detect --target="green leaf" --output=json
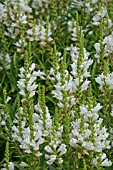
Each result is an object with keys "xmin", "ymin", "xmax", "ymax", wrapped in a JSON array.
[
  {"xmin": 46, "ymin": 95, "xmax": 57, "ymax": 105},
  {"xmin": 14, "ymin": 162, "xmax": 26, "ymax": 170},
  {"xmin": 48, "ymin": 165, "xmax": 55, "ymax": 170},
  {"xmin": 91, "ymin": 61, "xmax": 97, "ymax": 80}
]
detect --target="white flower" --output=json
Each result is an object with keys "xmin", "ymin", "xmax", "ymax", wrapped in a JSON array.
[
  {"xmin": 110, "ymin": 111, "xmax": 113, "ymax": 116},
  {"xmin": 95, "ymin": 73, "xmax": 104, "ymax": 89},
  {"xmin": 58, "ymin": 158, "xmax": 63, "ymax": 164},
  {"xmin": 1, "ymin": 120, "xmax": 6, "ymax": 125},
  {"xmin": 17, "ymin": 79, "xmax": 25, "ymax": 90},
  {"xmin": 0, "ymin": 53, "xmax": 11, "ymax": 70},
  {"xmin": 93, "ymin": 103, "xmax": 102, "ymax": 113},
  {"xmin": 19, "ymin": 90, "xmax": 26, "ymax": 96},
  {"xmin": 45, "ymin": 145, "xmax": 54, "ymax": 153},
  {"xmin": 12, "ymin": 125, "xmax": 19, "ymax": 133},
  {"xmin": 82, "ymin": 141, "xmax": 94, "ymax": 150},
  {"xmin": 56, "ymin": 73, "xmax": 61, "ymax": 82},
  {"xmin": 20, "ymin": 162, "xmax": 28, "ymax": 167},
  {"xmin": 6, "ymin": 96, "xmax": 11, "ymax": 103},
  {"xmin": 33, "ymin": 70, "xmax": 45, "ymax": 79},
  {"xmin": 26, "ymin": 29, "xmax": 33, "ymax": 35},
  {"xmin": 52, "ymin": 90, "xmax": 63, "ymax": 100},
  {"xmin": 67, "ymin": 21, "xmax": 72, "ymax": 31},
  {"xmin": 49, "ymin": 68, "xmax": 54, "ymax": 76},
  {"xmin": 8, "ymin": 162, "xmax": 14, "ymax": 170},
  {"xmin": 19, "ymin": 14, "xmax": 27, "ymax": 24},
  {"xmin": 57, "ymin": 144, "xmax": 67, "ymax": 156},
  {"xmin": 28, "ymin": 76, "xmax": 37, "ymax": 85},
  {"xmin": 81, "ymin": 80, "xmax": 90, "ymax": 91},
  {"xmin": 94, "ymin": 43, "xmax": 100, "ymax": 54},
  {"xmin": 84, "ymin": 129, "xmax": 91, "ymax": 138},
  {"xmin": 101, "ymin": 153, "xmax": 107, "ymax": 160},
  {"xmin": 15, "ymin": 39, "xmax": 27, "ymax": 47},
  {"xmin": 34, "ymin": 103, "xmax": 42, "ymax": 113},
  {"xmin": 45, "ymin": 154, "xmax": 56, "ymax": 165},
  {"xmin": 105, "ymin": 73, "xmax": 113, "ymax": 90},
  {"xmin": 80, "ymin": 105, "xmax": 88, "ymax": 114},
  {"xmin": 70, "ymin": 138, "xmax": 78, "ymax": 148},
  {"xmin": 27, "ymin": 83, "xmax": 38, "ymax": 92},
  {"xmin": 19, "ymin": 67, "xmax": 25, "ymax": 76},
  {"xmin": 101, "ymin": 159, "xmax": 112, "ymax": 167},
  {"xmin": 57, "ymin": 102, "xmax": 64, "ymax": 108},
  {"xmin": 29, "ymin": 63, "xmax": 35, "ymax": 71}
]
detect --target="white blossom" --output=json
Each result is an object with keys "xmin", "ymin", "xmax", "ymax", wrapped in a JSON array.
[
  {"xmin": 101, "ymin": 159, "xmax": 112, "ymax": 167},
  {"xmin": 45, "ymin": 154, "xmax": 56, "ymax": 165},
  {"xmin": 104, "ymin": 32, "xmax": 113, "ymax": 56},
  {"xmin": 81, "ymin": 80, "xmax": 90, "ymax": 91},
  {"xmin": 20, "ymin": 162, "xmax": 28, "ymax": 167},
  {"xmin": 8, "ymin": 162, "xmax": 14, "ymax": 170}
]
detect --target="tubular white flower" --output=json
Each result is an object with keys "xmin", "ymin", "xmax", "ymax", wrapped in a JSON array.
[
  {"xmin": 29, "ymin": 63, "xmax": 36, "ymax": 71},
  {"xmin": 94, "ymin": 43, "xmax": 100, "ymax": 54},
  {"xmin": 81, "ymin": 80, "xmax": 90, "ymax": 91},
  {"xmin": 45, "ymin": 145, "xmax": 54, "ymax": 153},
  {"xmin": 45, "ymin": 154, "xmax": 56, "ymax": 165},
  {"xmin": 8, "ymin": 162, "xmax": 14, "ymax": 170},
  {"xmin": 58, "ymin": 158, "xmax": 63, "ymax": 164},
  {"xmin": 57, "ymin": 144, "xmax": 67, "ymax": 156},
  {"xmin": 20, "ymin": 162, "xmax": 28, "ymax": 167},
  {"xmin": 101, "ymin": 159, "xmax": 112, "ymax": 167}
]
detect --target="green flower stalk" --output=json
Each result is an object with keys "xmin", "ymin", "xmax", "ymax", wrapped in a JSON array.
[
  {"xmin": 76, "ymin": 11, "xmax": 80, "ymax": 43},
  {"xmin": 4, "ymin": 141, "xmax": 9, "ymax": 169},
  {"xmin": 0, "ymin": 88, "xmax": 11, "ymax": 139},
  {"xmin": 2, "ymin": 141, "xmax": 15, "ymax": 170},
  {"xmin": 51, "ymin": 45, "xmax": 59, "ymax": 75},
  {"xmin": 99, "ymin": 20, "xmax": 104, "ymax": 64}
]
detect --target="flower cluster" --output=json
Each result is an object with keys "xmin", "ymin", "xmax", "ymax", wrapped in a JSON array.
[
  {"xmin": 93, "ymin": 153, "xmax": 112, "ymax": 167},
  {"xmin": 67, "ymin": 20, "xmax": 78, "ymax": 42},
  {"xmin": 95, "ymin": 72, "xmax": 113, "ymax": 90},
  {"xmin": 70, "ymin": 103, "xmax": 111, "ymax": 166},
  {"xmin": 26, "ymin": 22, "xmax": 53, "ymax": 46},
  {"xmin": 103, "ymin": 31, "xmax": 113, "ymax": 56},
  {"xmin": 12, "ymin": 104, "xmax": 52, "ymax": 156},
  {"xmin": 92, "ymin": 6, "xmax": 108, "ymax": 26},
  {"xmin": 1, "ymin": 0, "xmax": 32, "ymax": 39},
  {"xmin": 12, "ymin": 64, "xmax": 48, "ymax": 156},
  {"xmin": 31, "ymin": 0, "xmax": 50, "ymax": 14},
  {"xmin": 94, "ymin": 31, "xmax": 113, "ymax": 62},
  {"xmin": 0, "ymin": 96, "xmax": 11, "ymax": 127},
  {"xmin": 45, "ymin": 125, "xmax": 67, "ymax": 165},
  {"xmin": 0, "ymin": 53, "xmax": 11, "ymax": 71},
  {"xmin": 17, "ymin": 63, "xmax": 45, "ymax": 97},
  {"xmin": 71, "ymin": 0, "xmax": 99, "ymax": 14},
  {"xmin": 1, "ymin": 162, "xmax": 14, "ymax": 170}
]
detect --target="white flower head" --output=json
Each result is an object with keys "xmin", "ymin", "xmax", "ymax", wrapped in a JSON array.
[
  {"xmin": 45, "ymin": 145, "xmax": 54, "ymax": 153},
  {"xmin": 81, "ymin": 80, "xmax": 90, "ymax": 91},
  {"xmin": 8, "ymin": 162, "xmax": 14, "ymax": 170},
  {"xmin": 45, "ymin": 154, "xmax": 56, "ymax": 165},
  {"xmin": 101, "ymin": 159, "xmax": 112, "ymax": 167}
]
